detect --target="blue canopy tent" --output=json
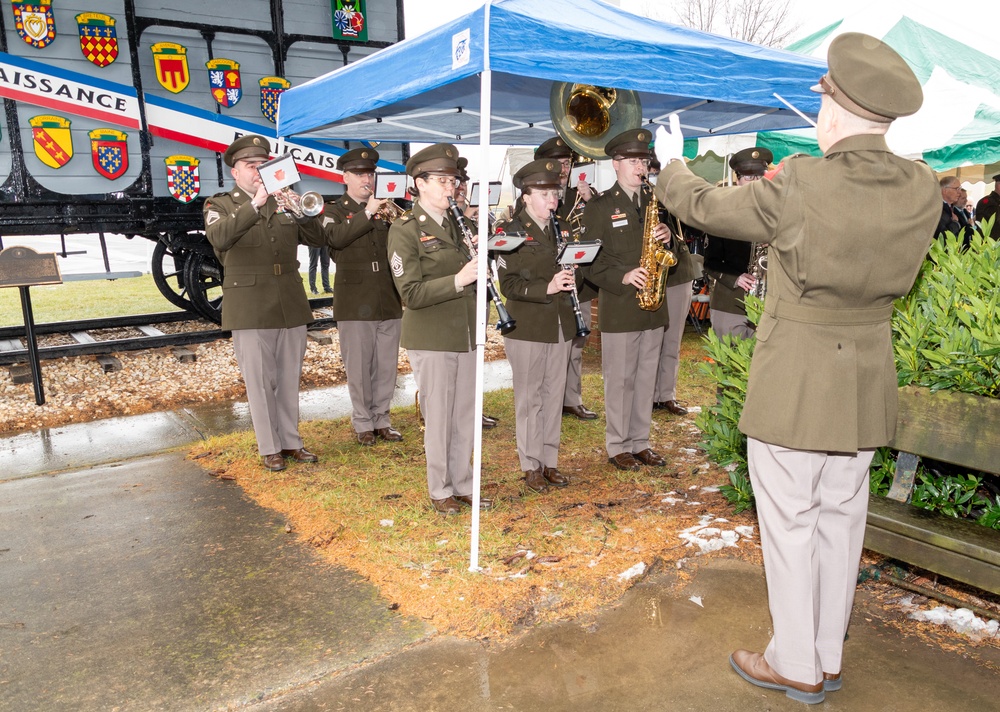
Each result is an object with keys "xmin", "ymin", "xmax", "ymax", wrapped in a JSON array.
[{"xmin": 277, "ymin": 0, "xmax": 827, "ymax": 569}]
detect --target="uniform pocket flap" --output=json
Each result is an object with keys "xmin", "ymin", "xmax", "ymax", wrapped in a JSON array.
[{"xmin": 224, "ymin": 273, "xmax": 256, "ymax": 288}]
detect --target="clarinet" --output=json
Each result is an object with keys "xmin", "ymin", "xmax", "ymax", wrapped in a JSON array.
[
  {"xmin": 446, "ymin": 197, "xmax": 516, "ymax": 335},
  {"xmin": 550, "ymin": 209, "xmax": 590, "ymax": 339}
]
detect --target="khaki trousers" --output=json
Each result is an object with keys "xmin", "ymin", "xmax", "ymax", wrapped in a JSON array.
[
  {"xmin": 409, "ymin": 349, "xmax": 476, "ymax": 501},
  {"xmin": 232, "ymin": 326, "xmax": 307, "ymax": 456},
  {"xmin": 338, "ymin": 319, "xmax": 402, "ymax": 433},
  {"xmin": 710, "ymin": 308, "xmax": 755, "ymax": 340},
  {"xmin": 747, "ymin": 437, "xmax": 875, "ymax": 685},
  {"xmin": 601, "ymin": 328, "xmax": 663, "ymax": 457},
  {"xmin": 562, "ymin": 299, "xmax": 592, "ymax": 408},
  {"xmin": 655, "ymin": 281, "xmax": 693, "ymax": 402},
  {"xmin": 505, "ymin": 331, "xmax": 572, "ymax": 472}
]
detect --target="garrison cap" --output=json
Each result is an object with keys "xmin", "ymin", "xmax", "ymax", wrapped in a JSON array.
[
  {"xmin": 457, "ymin": 156, "xmax": 470, "ymax": 183},
  {"xmin": 534, "ymin": 136, "xmax": 573, "ymax": 160},
  {"xmin": 729, "ymin": 147, "xmax": 773, "ymax": 176},
  {"xmin": 337, "ymin": 147, "xmax": 379, "ymax": 172},
  {"xmin": 513, "ymin": 159, "xmax": 562, "ymax": 191},
  {"xmin": 406, "ymin": 143, "xmax": 462, "ymax": 177},
  {"xmin": 811, "ymin": 32, "xmax": 922, "ymax": 123},
  {"xmin": 605, "ymin": 128, "xmax": 653, "ymax": 159},
  {"xmin": 223, "ymin": 134, "xmax": 271, "ymax": 167}
]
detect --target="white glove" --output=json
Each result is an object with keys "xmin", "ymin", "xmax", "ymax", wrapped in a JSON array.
[{"xmin": 654, "ymin": 114, "xmax": 684, "ymax": 167}]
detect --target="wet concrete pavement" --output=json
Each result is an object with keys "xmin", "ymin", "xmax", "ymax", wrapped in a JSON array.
[{"xmin": 2, "ymin": 363, "xmax": 998, "ymax": 711}]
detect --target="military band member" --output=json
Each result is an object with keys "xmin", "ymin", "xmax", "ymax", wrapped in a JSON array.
[
  {"xmin": 203, "ymin": 134, "xmax": 326, "ymax": 472},
  {"xmin": 974, "ymin": 173, "xmax": 1000, "ymax": 233},
  {"xmin": 585, "ymin": 128, "xmax": 672, "ymax": 472},
  {"xmin": 323, "ymin": 148, "xmax": 404, "ymax": 447},
  {"xmin": 496, "ymin": 159, "xmax": 578, "ymax": 494},
  {"xmin": 702, "ymin": 147, "xmax": 773, "ymax": 340},
  {"xmin": 534, "ymin": 136, "xmax": 599, "ymax": 421},
  {"xmin": 387, "ymin": 143, "xmax": 493, "ymax": 515},
  {"xmin": 655, "ymin": 33, "xmax": 940, "ymax": 704}
]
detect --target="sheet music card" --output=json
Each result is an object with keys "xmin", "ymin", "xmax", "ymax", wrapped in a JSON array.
[
  {"xmin": 470, "ymin": 181, "xmax": 502, "ymax": 206},
  {"xmin": 256, "ymin": 153, "xmax": 300, "ymax": 193},
  {"xmin": 375, "ymin": 173, "xmax": 408, "ymax": 199},
  {"xmin": 556, "ymin": 240, "xmax": 602, "ymax": 264},
  {"xmin": 487, "ymin": 232, "xmax": 526, "ymax": 252},
  {"xmin": 569, "ymin": 162, "xmax": 595, "ymax": 188}
]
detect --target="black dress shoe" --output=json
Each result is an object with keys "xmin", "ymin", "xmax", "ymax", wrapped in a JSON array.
[
  {"xmin": 562, "ymin": 404, "xmax": 598, "ymax": 420},
  {"xmin": 632, "ymin": 448, "xmax": 666, "ymax": 466},
  {"xmin": 454, "ymin": 494, "xmax": 495, "ymax": 509},
  {"xmin": 431, "ymin": 497, "xmax": 462, "ymax": 515},
  {"xmin": 262, "ymin": 453, "xmax": 286, "ymax": 471},
  {"xmin": 543, "ymin": 467, "xmax": 569, "ymax": 487},
  {"xmin": 608, "ymin": 453, "xmax": 641, "ymax": 471},
  {"xmin": 376, "ymin": 427, "xmax": 403, "ymax": 442},
  {"xmin": 482, "ymin": 414, "xmax": 498, "ymax": 429},
  {"xmin": 654, "ymin": 400, "xmax": 689, "ymax": 415},
  {"xmin": 356, "ymin": 431, "xmax": 376, "ymax": 446},
  {"xmin": 280, "ymin": 448, "xmax": 318, "ymax": 463}
]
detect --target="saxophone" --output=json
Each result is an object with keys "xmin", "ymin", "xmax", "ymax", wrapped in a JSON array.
[
  {"xmin": 636, "ymin": 178, "xmax": 677, "ymax": 311},
  {"xmin": 747, "ymin": 242, "xmax": 768, "ymax": 299}
]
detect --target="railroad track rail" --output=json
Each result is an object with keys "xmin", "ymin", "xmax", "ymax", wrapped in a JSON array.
[{"xmin": 0, "ymin": 299, "xmax": 335, "ymax": 366}]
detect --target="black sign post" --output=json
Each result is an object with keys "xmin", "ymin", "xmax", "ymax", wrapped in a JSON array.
[{"xmin": 0, "ymin": 247, "xmax": 63, "ymax": 405}]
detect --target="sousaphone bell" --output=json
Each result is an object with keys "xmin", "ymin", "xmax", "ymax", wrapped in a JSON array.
[{"xmin": 549, "ymin": 82, "xmax": 643, "ymax": 160}]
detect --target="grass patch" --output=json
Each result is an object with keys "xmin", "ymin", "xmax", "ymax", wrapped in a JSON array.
[{"xmin": 192, "ymin": 334, "xmax": 759, "ymax": 639}]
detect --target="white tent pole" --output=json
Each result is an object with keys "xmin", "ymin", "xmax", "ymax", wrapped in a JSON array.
[{"xmin": 469, "ymin": 0, "xmax": 493, "ymax": 573}]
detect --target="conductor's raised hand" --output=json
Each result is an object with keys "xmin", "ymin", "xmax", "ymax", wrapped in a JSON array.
[{"xmin": 654, "ymin": 114, "xmax": 684, "ymax": 167}]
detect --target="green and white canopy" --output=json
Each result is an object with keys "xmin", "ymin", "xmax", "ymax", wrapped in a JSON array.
[{"xmin": 684, "ymin": 11, "xmax": 1000, "ymax": 183}]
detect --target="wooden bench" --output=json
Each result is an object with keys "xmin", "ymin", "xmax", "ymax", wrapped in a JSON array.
[{"xmin": 864, "ymin": 386, "xmax": 1000, "ymax": 595}]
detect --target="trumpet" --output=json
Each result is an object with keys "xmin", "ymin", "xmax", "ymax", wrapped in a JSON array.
[
  {"xmin": 275, "ymin": 187, "xmax": 324, "ymax": 218},
  {"xmin": 447, "ymin": 196, "xmax": 516, "ymax": 335},
  {"xmin": 373, "ymin": 199, "xmax": 407, "ymax": 223}
]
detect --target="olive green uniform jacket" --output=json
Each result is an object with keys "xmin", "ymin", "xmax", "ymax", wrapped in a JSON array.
[
  {"xmin": 322, "ymin": 195, "xmax": 402, "ymax": 322},
  {"xmin": 204, "ymin": 188, "xmax": 326, "ymax": 331},
  {"xmin": 655, "ymin": 134, "xmax": 940, "ymax": 452},
  {"xmin": 387, "ymin": 202, "xmax": 476, "ymax": 352},
  {"xmin": 584, "ymin": 181, "xmax": 670, "ymax": 333},
  {"xmin": 496, "ymin": 208, "xmax": 580, "ymax": 343}
]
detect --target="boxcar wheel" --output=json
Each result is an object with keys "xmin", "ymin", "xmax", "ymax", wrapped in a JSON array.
[
  {"xmin": 184, "ymin": 250, "xmax": 224, "ymax": 324},
  {"xmin": 151, "ymin": 239, "xmax": 197, "ymax": 312}
]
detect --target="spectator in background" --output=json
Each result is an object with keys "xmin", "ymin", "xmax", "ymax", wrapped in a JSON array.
[
  {"xmin": 308, "ymin": 245, "xmax": 332, "ymax": 294},
  {"xmin": 975, "ymin": 173, "xmax": 1000, "ymax": 235},
  {"xmin": 937, "ymin": 176, "xmax": 964, "ymax": 240}
]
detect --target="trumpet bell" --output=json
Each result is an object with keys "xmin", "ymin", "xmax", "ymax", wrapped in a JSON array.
[
  {"xmin": 299, "ymin": 191, "xmax": 324, "ymax": 217},
  {"xmin": 550, "ymin": 82, "xmax": 643, "ymax": 160}
]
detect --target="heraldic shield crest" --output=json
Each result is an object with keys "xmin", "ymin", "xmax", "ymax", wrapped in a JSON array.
[
  {"xmin": 76, "ymin": 13, "xmax": 119, "ymax": 68},
  {"xmin": 206, "ymin": 58, "xmax": 241, "ymax": 108},
  {"xmin": 151, "ymin": 42, "xmax": 190, "ymax": 93},
  {"xmin": 89, "ymin": 128, "xmax": 129, "ymax": 180},
  {"xmin": 30, "ymin": 115, "xmax": 73, "ymax": 169},
  {"xmin": 259, "ymin": 76, "xmax": 290, "ymax": 123},
  {"xmin": 165, "ymin": 155, "xmax": 200, "ymax": 203},
  {"xmin": 13, "ymin": 1, "xmax": 56, "ymax": 49}
]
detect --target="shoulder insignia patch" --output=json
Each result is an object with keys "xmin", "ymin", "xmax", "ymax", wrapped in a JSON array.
[
  {"xmin": 206, "ymin": 209, "xmax": 221, "ymax": 225},
  {"xmin": 497, "ymin": 255, "xmax": 507, "ymax": 270},
  {"xmin": 390, "ymin": 251, "xmax": 404, "ymax": 277}
]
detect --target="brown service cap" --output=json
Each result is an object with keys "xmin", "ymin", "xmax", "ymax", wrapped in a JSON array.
[
  {"xmin": 512, "ymin": 159, "xmax": 562, "ymax": 191},
  {"xmin": 992, "ymin": 173, "xmax": 1000, "ymax": 182},
  {"xmin": 223, "ymin": 134, "xmax": 271, "ymax": 167},
  {"xmin": 337, "ymin": 147, "xmax": 380, "ymax": 172},
  {"xmin": 605, "ymin": 128, "xmax": 653, "ymax": 159},
  {"xmin": 534, "ymin": 136, "xmax": 573, "ymax": 160},
  {"xmin": 457, "ymin": 156, "xmax": 470, "ymax": 183},
  {"xmin": 810, "ymin": 32, "xmax": 922, "ymax": 123},
  {"xmin": 406, "ymin": 143, "xmax": 462, "ymax": 177},
  {"xmin": 729, "ymin": 147, "xmax": 773, "ymax": 176}
]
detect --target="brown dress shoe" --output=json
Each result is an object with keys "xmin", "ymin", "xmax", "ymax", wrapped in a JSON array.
[
  {"xmin": 608, "ymin": 453, "xmax": 641, "ymax": 471},
  {"xmin": 280, "ymin": 448, "xmax": 318, "ymax": 463},
  {"xmin": 654, "ymin": 400, "xmax": 688, "ymax": 415},
  {"xmin": 542, "ymin": 467, "xmax": 569, "ymax": 487},
  {"xmin": 524, "ymin": 468, "xmax": 549, "ymax": 493},
  {"xmin": 356, "ymin": 431, "xmax": 376, "ymax": 446},
  {"xmin": 632, "ymin": 448, "xmax": 666, "ymax": 466},
  {"xmin": 375, "ymin": 427, "xmax": 403, "ymax": 442},
  {"xmin": 454, "ymin": 494, "xmax": 495, "ymax": 509},
  {"xmin": 262, "ymin": 453, "xmax": 286, "ymax": 471},
  {"xmin": 482, "ymin": 414, "xmax": 498, "ymax": 429},
  {"xmin": 562, "ymin": 404, "xmax": 598, "ymax": 420},
  {"xmin": 430, "ymin": 497, "xmax": 462, "ymax": 515},
  {"xmin": 823, "ymin": 672, "xmax": 842, "ymax": 692},
  {"xmin": 730, "ymin": 650, "xmax": 824, "ymax": 705}
]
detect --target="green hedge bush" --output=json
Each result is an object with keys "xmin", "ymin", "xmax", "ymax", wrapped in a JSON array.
[{"xmin": 697, "ymin": 228, "xmax": 1000, "ymax": 528}]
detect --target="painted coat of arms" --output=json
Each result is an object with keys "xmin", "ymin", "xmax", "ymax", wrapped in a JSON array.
[
  {"xmin": 13, "ymin": 1, "xmax": 56, "ymax": 49},
  {"xmin": 259, "ymin": 76, "xmax": 290, "ymax": 123},
  {"xmin": 30, "ymin": 115, "xmax": 73, "ymax": 168},
  {"xmin": 89, "ymin": 128, "xmax": 129, "ymax": 180},
  {"xmin": 165, "ymin": 155, "xmax": 200, "ymax": 203},
  {"xmin": 76, "ymin": 13, "xmax": 119, "ymax": 67},
  {"xmin": 151, "ymin": 42, "xmax": 190, "ymax": 93},
  {"xmin": 206, "ymin": 58, "xmax": 242, "ymax": 108}
]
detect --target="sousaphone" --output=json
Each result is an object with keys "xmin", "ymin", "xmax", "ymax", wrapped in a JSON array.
[{"xmin": 549, "ymin": 82, "xmax": 643, "ymax": 160}]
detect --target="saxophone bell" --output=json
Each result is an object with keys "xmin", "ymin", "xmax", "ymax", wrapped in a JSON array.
[{"xmin": 636, "ymin": 177, "xmax": 675, "ymax": 311}]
